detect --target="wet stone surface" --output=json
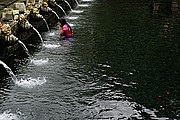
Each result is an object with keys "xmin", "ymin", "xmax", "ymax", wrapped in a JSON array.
[{"xmin": 0, "ymin": 0, "xmax": 18, "ymax": 10}]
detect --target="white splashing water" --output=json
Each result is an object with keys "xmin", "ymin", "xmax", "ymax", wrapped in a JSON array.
[
  {"xmin": 15, "ymin": 77, "xmax": 47, "ymax": 88},
  {"xmin": 0, "ymin": 110, "xmax": 21, "ymax": 120},
  {"xmin": 78, "ymin": 4, "xmax": 89, "ymax": 7},
  {"xmin": 82, "ymin": 0, "xmax": 94, "ymax": 1},
  {"xmin": 65, "ymin": 16, "xmax": 79, "ymax": 20},
  {"xmin": 68, "ymin": 23, "xmax": 75, "ymax": 27},
  {"xmin": 30, "ymin": 58, "xmax": 49, "ymax": 66},
  {"xmin": 43, "ymin": 44, "xmax": 61, "ymax": 48},
  {"xmin": 71, "ymin": 10, "xmax": 84, "ymax": 13},
  {"xmin": 48, "ymin": 32, "xmax": 55, "ymax": 36}
]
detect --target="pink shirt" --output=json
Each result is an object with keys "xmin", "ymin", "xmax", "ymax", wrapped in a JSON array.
[{"xmin": 62, "ymin": 24, "xmax": 73, "ymax": 37}]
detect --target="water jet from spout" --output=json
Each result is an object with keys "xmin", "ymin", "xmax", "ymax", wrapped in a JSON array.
[
  {"xmin": 64, "ymin": 0, "xmax": 73, "ymax": 11},
  {"xmin": 42, "ymin": 18, "xmax": 50, "ymax": 32},
  {"xmin": 0, "ymin": 60, "xmax": 17, "ymax": 82},
  {"xmin": 52, "ymin": 10, "xmax": 60, "ymax": 19},
  {"xmin": 18, "ymin": 40, "xmax": 31, "ymax": 57},
  {"xmin": 55, "ymin": 3, "xmax": 67, "ymax": 16},
  {"xmin": 32, "ymin": 27, "xmax": 44, "ymax": 43},
  {"xmin": 74, "ymin": 0, "xmax": 79, "ymax": 5}
]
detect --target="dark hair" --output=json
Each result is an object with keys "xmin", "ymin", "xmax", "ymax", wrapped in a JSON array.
[{"xmin": 58, "ymin": 18, "xmax": 72, "ymax": 33}]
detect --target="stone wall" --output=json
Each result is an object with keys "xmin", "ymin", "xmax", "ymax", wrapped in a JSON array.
[{"xmin": 0, "ymin": 0, "xmax": 77, "ymax": 78}]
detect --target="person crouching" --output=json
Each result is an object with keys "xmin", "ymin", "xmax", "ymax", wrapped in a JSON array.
[{"xmin": 57, "ymin": 18, "xmax": 73, "ymax": 40}]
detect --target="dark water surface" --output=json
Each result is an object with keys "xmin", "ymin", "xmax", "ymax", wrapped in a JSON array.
[{"xmin": 0, "ymin": 0, "xmax": 180, "ymax": 119}]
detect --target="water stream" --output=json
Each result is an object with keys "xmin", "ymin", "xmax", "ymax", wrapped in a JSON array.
[
  {"xmin": 32, "ymin": 27, "xmax": 44, "ymax": 43},
  {"xmin": 55, "ymin": 3, "xmax": 67, "ymax": 16},
  {"xmin": 0, "ymin": 60, "xmax": 17, "ymax": 82},
  {"xmin": 74, "ymin": 0, "xmax": 79, "ymax": 5},
  {"xmin": 64, "ymin": 0, "xmax": 73, "ymax": 11},
  {"xmin": 42, "ymin": 18, "xmax": 50, "ymax": 32},
  {"xmin": 18, "ymin": 40, "xmax": 31, "ymax": 57},
  {"xmin": 51, "ymin": 10, "xmax": 60, "ymax": 19}
]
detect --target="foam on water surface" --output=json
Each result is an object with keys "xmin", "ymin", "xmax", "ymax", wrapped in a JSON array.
[
  {"xmin": 30, "ymin": 58, "xmax": 49, "ymax": 66},
  {"xmin": 71, "ymin": 10, "xmax": 84, "ymax": 13},
  {"xmin": 0, "ymin": 110, "xmax": 21, "ymax": 120},
  {"xmin": 15, "ymin": 76, "xmax": 47, "ymax": 88},
  {"xmin": 43, "ymin": 43, "xmax": 61, "ymax": 48},
  {"xmin": 65, "ymin": 16, "xmax": 79, "ymax": 20}
]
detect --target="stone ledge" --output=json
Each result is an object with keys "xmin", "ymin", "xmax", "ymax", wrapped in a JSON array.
[{"xmin": 0, "ymin": 0, "xmax": 18, "ymax": 10}]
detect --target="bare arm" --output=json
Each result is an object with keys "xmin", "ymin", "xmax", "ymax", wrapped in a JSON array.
[{"xmin": 60, "ymin": 29, "xmax": 65, "ymax": 36}]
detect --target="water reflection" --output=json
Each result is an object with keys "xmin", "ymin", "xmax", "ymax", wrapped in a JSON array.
[{"xmin": 150, "ymin": 0, "xmax": 180, "ymax": 15}]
